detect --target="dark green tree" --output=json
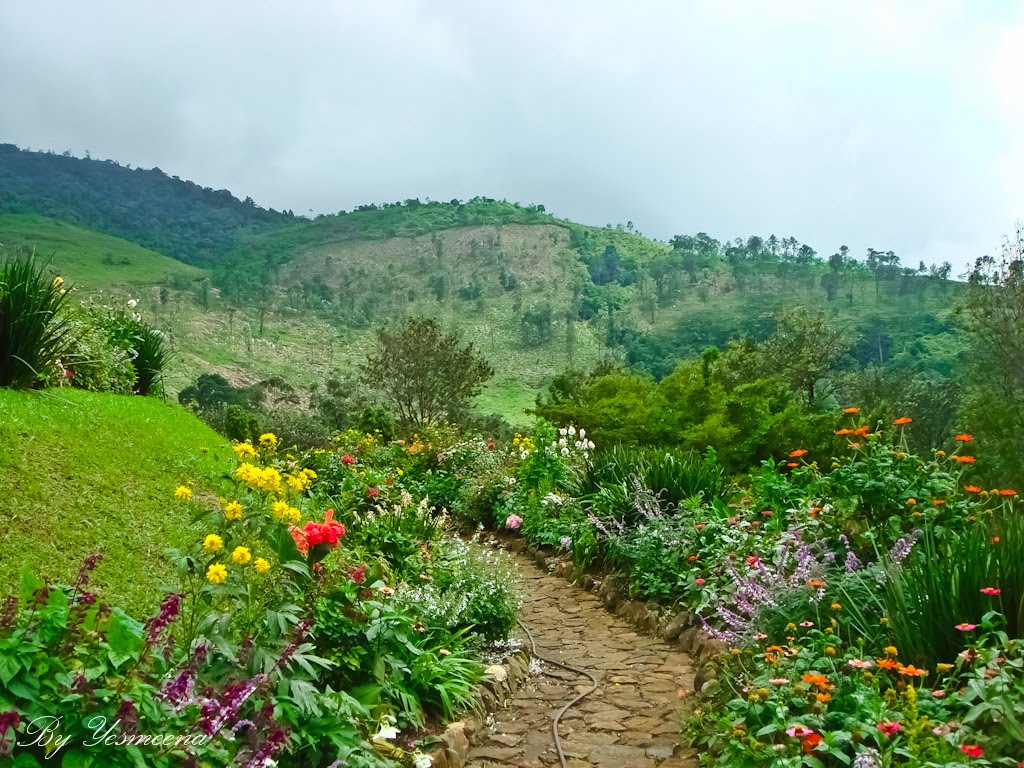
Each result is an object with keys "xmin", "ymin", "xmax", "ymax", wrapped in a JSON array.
[{"xmin": 360, "ymin": 317, "xmax": 493, "ymax": 433}]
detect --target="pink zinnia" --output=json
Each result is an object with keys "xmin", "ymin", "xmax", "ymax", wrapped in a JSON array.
[
  {"xmin": 695, "ymin": 578, "xmax": 705, "ymax": 585},
  {"xmin": 877, "ymin": 721, "xmax": 901, "ymax": 735},
  {"xmin": 786, "ymin": 725, "xmax": 813, "ymax": 738},
  {"xmin": 848, "ymin": 659, "xmax": 873, "ymax": 669},
  {"xmin": 955, "ymin": 623, "xmax": 978, "ymax": 631},
  {"xmin": 979, "ymin": 587, "xmax": 1001, "ymax": 596},
  {"xmin": 505, "ymin": 514, "xmax": 523, "ymax": 530}
]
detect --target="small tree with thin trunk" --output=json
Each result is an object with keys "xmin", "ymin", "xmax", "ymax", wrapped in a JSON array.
[{"xmin": 360, "ymin": 317, "xmax": 493, "ymax": 433}]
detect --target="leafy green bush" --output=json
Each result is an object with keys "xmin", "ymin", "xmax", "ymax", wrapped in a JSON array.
[{"xmin": 0, "ymin": 252, "xmax": 73, "ymax": 389}]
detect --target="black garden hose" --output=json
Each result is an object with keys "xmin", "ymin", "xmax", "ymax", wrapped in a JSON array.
[{"xmin": 516, "ymin": 617, "xmax": 599, "ymax": 768}]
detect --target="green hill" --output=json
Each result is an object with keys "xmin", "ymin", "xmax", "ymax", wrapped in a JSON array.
[
  {"xmin": 0, "ymin": 149, "xmax": 968, "ymax": 424},
  {"xmin": 0, "ymin": 213, "xmax": 207, "ymax": 290},
  {"xmin": 0, "ymin": 388, "xmax": 232, "ymax": 614}
]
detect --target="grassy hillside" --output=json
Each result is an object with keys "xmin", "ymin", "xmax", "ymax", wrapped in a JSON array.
[
  {"xmin": 0, "ymin": 388, "xmax": 232, "ymax": 615},
  {"xmin": 0, "ymin": 156, "xmax": 969, "ymax": 424},
  {"xmin": 0, "ymin": 213, "xmax": 206, "ymax": 290}
]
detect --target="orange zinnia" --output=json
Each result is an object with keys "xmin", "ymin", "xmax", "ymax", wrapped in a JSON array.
[
  {"xmin": 955, "ymin": 433, "xmax": 973, "ymax": 441},
  {"xmin": 801, "ymin": 673, "xmax": 834, "ymax": 690},
  {"xmin": 835, "ymin": 428, "xmax": 853, "ymax": 436},
  {"xmin": 1000, "ymin": 489, "xmax": 1017, "ymax": 496},
  {"xmin": 964, "ymin": 485, "xmax": 982, "ymax": 493},
  {"xmin": 843, "ymin": 407, "xmax": 861, "ymax": 414},
  {"xmin": 897, "ymin": 664, "xmax": 928, "ymax": 677},
  {"xmin": 951, "ymin": 455, "xmax": 975, "ymax": 463},
  {"xmin": 807, "ymin": 580, "xmax": 827, "ymax": 588},
  {"xmin": 875, "ymin": 658, "xmax": 898, "ymax": 670},
  {"xmin": 789, "ymin": 448, "xmax": 808, "ymax": 457},
  {"xmin": 854, "ymin": 426, "xmax": 870, "ymax": 437},
  {"xmin": 893, "ymin": 417, "xmax": 912, "ymax": 426}
]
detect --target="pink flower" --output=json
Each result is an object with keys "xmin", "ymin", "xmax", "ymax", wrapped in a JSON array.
[
  {"xmin": 770, "ymin": 678, "xmax": 790, "ymax": 685},
  {"xmin": 786, "ymin": 725, "xmax": 813, "ymax": 738},
  {"xmin": 979, "ymin": 587, "xmax": 1001, "ymax": 596},
  {"xmin": 695, "ymin": 578, "xmax": 705, "ymax": 585},
  {"xmin": 505, "ymin": 514, "xmax": 523, "ymax": 530},
  {"xmin": 745, "ymin": 555, "xmax": 760, "ymax": 565},
  {"xmin": 800, "ymin": 621, "xmax": 814, "ymax": 628},
  {"xmin": 848, "ymin": 659, "xmax": 873, "ymax": 669},
  {"xmin": 761, "ymin": 509, "xmax": 774, "ymax": 516},
  {"xmin": 931, "ymin": 690, "xmax": 946, "ymax": 698},
  {"xmin": 877, "ymin": 721, "xmax": 901, "ymax": 735},
  {"xmin": 955, "ymin": 623, "xmax": 978, "ymax": 631},
  {"xmin": 753, "ymin": 632, "xmax": 768, "ymax": 640}
]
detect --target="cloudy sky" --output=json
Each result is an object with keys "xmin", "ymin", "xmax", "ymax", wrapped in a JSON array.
[{"xmin": 2, "ymin": 1, "xmax": 1020, "ymax": 271}]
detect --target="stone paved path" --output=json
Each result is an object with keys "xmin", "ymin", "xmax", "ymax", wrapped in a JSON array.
[{"xmin": 467, "ymin": 552, "xmax": 699, "ymax": 768}]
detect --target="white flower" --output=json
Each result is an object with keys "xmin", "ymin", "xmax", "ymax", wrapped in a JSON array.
[
  {"xmin": 587, "ymin": 440, "xmax": 595, "ymax": 450},
  {"xmin": 561, "ymin": 447, "xmax": 570, "ymax": 456},
  {"xmin": 558, "ymin": 427, "xmax": 567, "ymax": 436},
  {"xmin": 579, "ymin": 428, "xmax": 586, "ymax": 438},
  {"xmin": 374, "ymin": 724, "xmax": 400, "ymax": 740},
  {"xmin": 127, "ymin": 298, "xmax": 138, "ymax": 308},
  {"xmin": 568, "ymin": 425, "xmax": 576, "ymax": 436}
]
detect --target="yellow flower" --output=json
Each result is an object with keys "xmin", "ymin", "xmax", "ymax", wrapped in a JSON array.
[
  {"xmin": 258, "ymin": 467, "xmax": 282, "ymax": 493},
  {"xmin": 231, "ymin": 546, "xmax": 252, "ymax": 565},
  {"xmin": 271, "ymin": 500, "xmax": 300, "ymax": 525},
  {"xmin": 233, "ymin": 441, "xmax": 257, "ymax": 459},
  {"xmin": 174, "ymin": 485, "xmax": 193, "ymax": 501},
  {"xmin": 831, "ymin": 603, "xmax": 842, "ymax": 611},
  {"xmin": 286, "ymin": 473, "xmax": 312, "ymax": 493},
  {"xmin": 203, "ymin": 534, "xmax": 224, "ymax": 552},
  {"xmin": 884, "ymin": 645, "xmax": 898, "ymax": 657},
  {"xmin": 224, "ymin": 500, "xmax": 244, "ymax": 521},
  {"xmin": 254, "ymin": 558, "xmax": 270, "ymax": 574},
  {"xmin": 824, "ymin": 646, "xmax": 836, "ymax": 657},
  {"xmin": 52, "ymin": 275, "xmax": 64, "ymax": 288},
  {"xmin": 301, "ymin": 468, "xmax": 317, "ymax": 479},
  {"xmin": 396, "ymin": 467, "xmax": 404, "ymax": 477},
  {"xmin": 235, "ymin": 463, "xmax": 258, "ymax": 482},
  {"xmin": 259, "ymin": 433, "xmax": 278, "ymax": 448},
  {"xmin": 206, "ymin": 563, "xmax": 228, "ymax": 584}
]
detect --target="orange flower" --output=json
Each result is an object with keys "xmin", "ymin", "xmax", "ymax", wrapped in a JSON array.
[
  {"xmin": 992, "ymin": 536, "xmax": 1001, "ymax": 544},
  {"xmin": 875, "ymin": 658, "xmax": 898, "ymax": 670},
  {"xmin": 854, "ymin": 426, "xmax": 870, "ymax": 437},
  {"xmin": 789, "ymin": 448, "xmax": 808, "ymax": 458},
  {"xmin": 964, "ymin": 485, "xmax": 982, "ymax": 493},
  {"xmin": 897, "ymin": 664, "xmax": 928, "ymax": 677},
  {"xmin": 801, "ymin": 673, "xmax": 834, "ymax": 690},
  {"xmin": 807, "ymin": 580, "xmax": 827, "ymax": 588},
  {"xmin": 843, "ymin": 407, "xmax": 861, "ymax": 414},
  {"xmin": 893, "ymin": 417, "xmax": 912, "ymax": 426},
  {"xmin": 787, "ymin": 462, "xmax": 799, "ymax": 467},
  {"xmin": 932, "ymin": 499, "xmax": 946, "ymax": 506},
  {"xmin": 955, "ymin": 433, "xmax": 973, "ymax": 441},
  {"xmin": 816, "ymin": 692, "xmax": 831, "ymax": 702},
  {"xmin": 951, "ymin": 455, "xmax": 975, "ymax": 464},
  {"xmin": 1000, "ymin": 489, "xmax": 1017, "ymax": 496},
  {"xmin": 835, "ymin": 428, "xmax": 853, "ymax": 436}
]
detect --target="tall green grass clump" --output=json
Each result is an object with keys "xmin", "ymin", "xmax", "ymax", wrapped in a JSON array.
[{"xmin": 0, "ymin": 251, "xmax": 73, "ymax": 388}]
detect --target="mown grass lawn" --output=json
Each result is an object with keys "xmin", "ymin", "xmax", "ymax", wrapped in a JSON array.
[{"xmin": 0, "ymin": 388, "xmax": 232, "ymax": 616}]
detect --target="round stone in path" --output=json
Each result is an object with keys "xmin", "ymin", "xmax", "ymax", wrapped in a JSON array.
[{"xmin": 466, "ymin": 552, "xmax": 699, "ymax": 768}]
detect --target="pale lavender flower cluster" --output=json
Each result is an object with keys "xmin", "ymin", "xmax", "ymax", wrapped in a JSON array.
[{"xmin": 889, "ymin": 529, "xmax": 923, "ymax": 564}]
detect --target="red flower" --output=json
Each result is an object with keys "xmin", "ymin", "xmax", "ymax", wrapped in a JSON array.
[
  {"xmin": 802, "ymin": 732, "xmax": 823, "ymax": 754},
  {"xmin": 959, "ymin": 745, "xmax": 984, "ymax": 757},
  {"xmin": 877, "ymin": 721, "xmax": 901, "ymax": 735},
  {"xmin": 341, "ymin": 454, "xmax": 355, "ymax": 465},
  {"xmin": 348, "ymin": 565, "xmax": 367, "ymax": 584},
  {"xmin": 367, "ymin": 486, "xmax": 379, "ymax": 498}
]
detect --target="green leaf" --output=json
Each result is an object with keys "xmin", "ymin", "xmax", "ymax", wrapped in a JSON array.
[
  {"xmin": 60, "ymin": 750, "xmax": 89, "ymax": 768},
  {"xmin": 0, "ymin": 655, "xmax": 21, "ymax": 686},
  {"xmin": 106, "ymin": 608, "xmax": 144, "ymax": 665},
  {"xmin": 13, "ymin": 753, "xmax": 43, "ymax": 768},
  {"xmin": 19, "ymin": 565, "xmax": 45, "ymax": 602}
]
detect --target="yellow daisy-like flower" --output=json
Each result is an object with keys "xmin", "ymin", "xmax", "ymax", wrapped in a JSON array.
[
  {"xmin": 206, "ymin": 563, "xmax": 228, "ymax": 584},
  {"xmin": 174, "ymin": 485, "xmax": 193, "ymax": 501},
  {"xmin": 301, "ymin": 468, "xmax": 317, "ymax": 480},
  {"xmin": 259, "ymin": 432, "xmax": 278, "ymax": 448},
  {"xmin": 258, "ymin": 467, "xmax": 282, "ymax": 493},
  {"xmin": 271, "ymin": 501, "xmax": 301, "ymax": 525},
  {"xmin": 233, "ymin": 441, "xmax": 257, "ymax": 460},
  {"xmin": 231, "ymin": 546, "xmax": 252, "ymax": 565},
  {"xmin": 286, "ymin": 473, "xmax": 311, "ymax": 494},
  {"xmin": 253, "ymin": 558, "xmax": 270, "ymax": 574},
  {"xmin": 203, "ymin": 534, "xmax": 224, "ymax": 552},
  {"xmin": 224, "ymin": 500, "xmax": 244, "ymax": 521},
  {"xmin": 235, "ymin": 463, "xmax": 258, "ymax": 483}
]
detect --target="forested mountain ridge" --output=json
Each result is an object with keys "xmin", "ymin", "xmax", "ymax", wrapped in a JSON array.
[
  {"xmin": 0, "ymin": 144, "xmax": 293, "ymax": 263},
  {"xmin": 0, "ymin": 145, "xmax": 967, "ymax": 423}
]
